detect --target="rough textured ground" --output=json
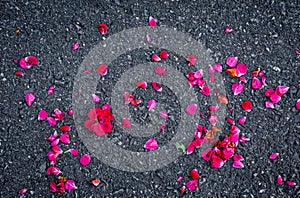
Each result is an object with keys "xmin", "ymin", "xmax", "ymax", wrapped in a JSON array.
[{"xmin": 0, "ymin": 0, "xmax": 299, "ymax": 197}]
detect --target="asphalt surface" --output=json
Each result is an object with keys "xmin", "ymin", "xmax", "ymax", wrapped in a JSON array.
[{"xmin": 0, "ymin": 0, "xmax": 299, "ymax": 197}]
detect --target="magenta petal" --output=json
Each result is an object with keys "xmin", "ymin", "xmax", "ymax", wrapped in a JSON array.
[
  {"xmin": 38, "ymin": 110, "xmax": 48, "ymax": 121},
  {"xmin": 97, "ymin": 64, "xmax": 108, "ymax": 76},
  {"xmin": 239, "ymin": 76, "xmax": 247, "ymax": 83},
  {"xmin": 226, "ymin": 117, "xmax": 235, "ymax": 125},
  {"xmin": 186, "ymin": 180, "xmax": 198, "ymax": 191},
  {"xmin": 159, "ymin": 111, "xmax": 169, "ymax": 118},
  {"xmin": 68, "ymin": 107, "xmax": 73, "ymax": 116},
  {"xmin": 270, "ymin": 94, "xmax": 281, "ymax": 104},
  {"xmin": 213, "ymin": 63, "xmax": 222, "ymax": 72},
  {"xmin": 233, "ymin": 160, "xmax": 244, "ymax": 169},
  {"xmin": 262, "ymin": 76, "xmax": 267, "ymax": 86},
  {"xmin": 152, "ymin": 81, "xmax": 162, "ymax": 92},
  {"xmin": 238, "ymin": 116, "xmax": 246, "ymax": 125},
  {"xmin": 160, "ymin": 123, "xmax": 166, "ymax": 133},
  {"xmin": 146, "ymin": 35, "xmax": 151, "ymax": 43},
  {"xmin": 177, "ymin": 176, "xmax": 183, "ymax": 182},
  {"xmin": 47, "ymin": 117, "xmax": 57, "ymax": 127},
  {"xmin": 211, "ymin": 155, "xmax": 224, "ymax": 168},
  {"xmin": 296, "ymin": 99, "xmax": 300, "ymax": 110},
  {"xmin": 224, "ymin": 26, "xmax": 233, "ymax": 33},
  {"xmin": 269, "ymin": 153, "xmax": 279, "ymax": 160},
  {"xmin": 53, "ymin": 109, "xmax": 65, "ymax": 121},
  {"xmin": 194, "ymin": 70, "xmax": 203, "ymax": 79},
  {"xmin": 92, "ymin": 94, "xmax": 100, "ymax": 103},
  {"xmin": 25, "ymin": 56, "xmax": 38, "ymax": 64},
  {"xmin": 226, "ymin": 56, "xmax": 238, "ymax": 67},
  {"xmin": 202, "ymin": 148, "xmax": 212, "ymax": 161},
  {"xmin": 209, "ymin": 75, "xmax": 216, "ymax": 82},
  {"xmin": 265, "ymin": 101, "xmax": 274, "ymax": 109},
  {"xmin": 208, "ymin": 114, "xmax": 218, "ymax": 126},
  {"xmin": 25, "ymin": 93, "xmax": 35, "ymax": 106},
  {"xmin": 18, "ymin": 188, "xmax": 28, "ymax": 195},
  {"xmin": 239, "ymin": 135, "xmax": 250, "ymax": 143},
  {"xmin": 233, "ymin": 154, "xmax": 244, "ymax": 161},
  {"xmin": 80, "ymin": 153, "xmax": 91, "ymax": 166},
  {"xmin": 149, "ymin": 16, "xmax": 157, "ymax": 27},
  {"xmin": 46, "ymin": 131, "xmax": 58, "ymax": 142},
  {"xmin": 251, "ymin": 77, "xmax": 262, "ymax": 90},
  {"xmin": 208, "ymin": 65, "xmax": 215, "ymax": 74},
  {"xmin": 151, "ymin": 54, "xmax": 161, "ymax": 62},
  {"xmin": 47, "ymin": 85, "xmax": 55, "ymax": 94},
  {"xmin": 136, "ymin": 81, "xmax": 147, "ymax": 89},
  {"xmin": 275, "ymin": 86, "xmax": 289, "ymax": 96},
  {"xmin": 122, "ymin": 118, "xmax": 131, "ymax": 128},
  {"xmin": 186, "ymin": 104, "xmax": 197, "ymax": 115},
  {"xmin": 60, "ymin": 133, "xmax": 70, "ymax": 144},
  {"xmin": 201, "ymin": 86, "xmax": 210, "ymax": 96},
  {"xmin": 265, "ymin": 88, "xmax": 275, "ymax": 97},
  {"xmin": 65, "ymin": 180, "xmax": 77, "ymax": 190},
  {"xmin": 72, "ymin": 42, "xmax": 80, "ymax": 50},
  {"xmin": 232, "ymin": 82, "xmax": 244, "ymax": 95},
  {"xmin": 144, "ymin": 138, "xmax": 158, "ymax": 150},
  {"xmin": 286, "ymin": 181, "xmax": 296, "ymax": 187},
  {"xmin": 208, "ymin": 105, "xmax": 219, "ymax": 112},
  {"xmin": 236, "ymin": 63, "xmax": 247, "ymax": 77},
  {"xmin": 186, "ymin": 142, "xmax": 195, "ymax": 155},
  {"xmin": 70, "ymin": 149, "xmax": 79, "ymax": 156},
  {"xmin": 277, "ymin": 175, "xmax": 283, "ymax": 185},
  {"xmin": 148, "ymin": 99, "xmax": 157, "ymax": 111},
  {"xmin": 124, "ymin": 92, "xmax": 131, "ymax": 104}
]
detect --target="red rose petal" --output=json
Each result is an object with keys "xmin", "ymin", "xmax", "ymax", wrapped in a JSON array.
[
  {"xmin": 232, "ymin": 82, "xmax": 244, "ymax": 95},
  {"xmin": 180, "ymin": 186, "xmax": 186, "ymax": 193},
  {"xmin": 80, "ymin": 153, "xmax": 91, "ymax": 166},
  {"xmin": 149, "ymin": 16, "xmax": 157, "ymax": 27},
  {"xmin": 265, "ymin": 88, "xmax": 275, "ymax": 97},
  {"xmin": 72, "ymin": 42, "xmax": 80, "ymax": 50},
  {"xmin": 19, "ymin": 56, "xmax": 38, "ymax": 69},
  {"xmin": 152, "ymin": 81, "xmax": 162, "ymax": 92},
  {"xmin": 92, "ymin": 94, "xmax": 101, "ymax": 103},
  {"xmin": 38, "ymin": 110, "xmax": 48, "ymax": 121},
  {"xmin": 241, "ymin": 100, "xmax": 252, "ymax": 112},
  {"xmin": 209, "ymin": 105, "xmax": 219, "ymax": 112},
  {"xmin": 233, "ymin": 154, "xmax": 244, "ymax": 161},
  {"xmin": 226, "ymin": 56, "xmax": 238, "ymax": 67},
  {"xmin": 60, "ymin": 125, "xmax": 71, "ymax": 132},
  {"xmin": 177, "ymin": 176, "xmax": 183, "ymax": 182},
  {"xmin": 122, "ymin": 118, "xmax": 131, "ymax": 128},
  {"xmin": 15, "ymin": 71, "xmax": 24, "ymax": 76},
  {"xmin": 211, "ymin": 155, "xmax": 224, "ymax": 168},
  {"xmin": 208, "ymin": 65, "xmax": 215, "ymax": 74},
  {"xmin": 52, "ymin": 146, "xmax": 63, "ymax": 154},
  {"xmin": 202, "ymin": 148, "xmax": 212, "ymax": 161},
  {"xmin": 45, "ymin": 131, "xmax": 58, "ymax": 142},
  {"xmin": 186, "ymin": 54, "xmax": 196, "ymax": 66},
  {"xmin": 189, "ymin": 169, "xmax": 199, "ymax": 180},
  {"xmin": 136, "ymin": 81, "xmax": 147, "ymax": 89},
  {"xmin": 186, "ymin": 103, "xmax": 197, "ymax": 115},
  {"xmin": 97, "ymin": 64, "xmax": 108, "ymax": 76},
  {"xmin": 226, "ymin": 67, "xmax": 237, "ymax": 77},
  {"xmin": 148, "ymin": 99, "xmax": 156, "ymax": 111},
  {"xmin": 226, "ymin": 117, "xmax": 235, "ymax": 125},
  {"xmin": 236, "ymin": 63, "xmax": 247, "ymax": 77},
  {"xmin": 144, "ymin": 138, "xmax": 158, "ymax": 150},
  {"xmin": 251, "ymin": 77, "xmax": 262, "ymax": 90},
  {"xmin": 159, "ymin": 50, "xmax": 169, "ymax": 59},
  {"xmin": 295, "ymin": 49, "xmax": 300, "ymax": 55},
  {"xmin": 91, "ymin": 179, "xmax": 101, "ymax": 187},
  {"xmin": 160, "ymin": 123, "xmax": 166, "ymax": 133},
  {"xmin": 269, "ymin": 153, "xmax": 279, "ymax": 160},
  {"xmin": 151, "ymin": 54, "xmax": 161, "ymax": 62},
  {"xmin": 65, "ymin": 180, "xmax": 77, "ymax": 191},
  {"xmin": 25, "ymin": 93, "xmax": 35, "ymax": 106},
  {"xmin": 277, "ymin": 175, "xmax": 283, "ymax": 185},
  {"xmin": 98, "ymin": 23, "xmax": 108, "ymax": 34},
  {"xmin": 239, "ymin": 76, "xmax": 247, "ymax": 83},
  {"xmin": 154, "ymin": 66, "xmax": 167, "ymax": 76},
  {"xmin": 49, "ymin": 182, "xmax": 57, "ymax": 193},
  {"xmin": 201, "ymin": 86, "xmax": 211, "ymax": 96}
]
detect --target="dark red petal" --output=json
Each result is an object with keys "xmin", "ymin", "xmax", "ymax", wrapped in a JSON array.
[
  {"xmin": 189, "ymin": 169, "xmax": 199, "ymax": 180},
  {"xmin": 98, "ymin": 23, "xmax": 108, "ymax": 34},
  {"xmin": 241, "ymin": 100, "xmax": 252, "ymax": 112},
  {"xmin": 159, "ymin": 50, "xmax": 169, "ymax": 59}
]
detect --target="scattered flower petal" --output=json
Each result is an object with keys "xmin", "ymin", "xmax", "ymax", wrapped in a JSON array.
[
  {"xmin": 177, "ymin": 176, "xmax": 183, "ymax": 182},
  {"xmin": 15, "ymin": 71, "xmax": 24, "ymax": 76},
  {"xmin": 60, "ymin": 125, "xmax": 71, "ymax": 132},
  {"xmin": 60, "ymin": 133, "xmax": 70, "ymax": 144},
  {"xmin": 159, "ymin": 111, "xmax": 169, "ymax": 118},
  {"xmin": 72, "ymin": 42, "xmax": 80, "ymax": 50},
  {"xmin": 98, "ymin": 23, "xmax": 108, "ymax": 34},
  {"xmin": 275, "ymin": 86, "xmax": 289, "ymax": 96},
  {"xmin": 189, "ymin": 169, "xmax": 199, "ymax": 180},
  {"xmin": 211, "ymin": 155, "xmax": 224, "ymax": 168},
  {"xmin": 19, "ymin": 56, "xmax": 38, "ymax": 69},
  {"xmin": 136, "ymin": 81, "xmax": 147, "ymax": 89},
  {"xmin": 239, "ymin": 135, "xmax": 250, "ymax": 143},
  {"xmin": 218, "ymin": 94, "xmax": 228, "ymax": 105},
  {"xmin": 232, "ymin": 82, "xmax": 244, "ymax": 95},
  {"xmin": 152, "ymin": 81, "xmax": 162, "ymax": 92},
  {"xmin": 251, "ymin": 77, "xmax": 262, "ymax": 90},
  {"xmin": 80, "ymin": 153, "xmax": 91, "ymax": 166},
  {"xmin": 160, "ymin": 124, "xmax": 166, "ymax": 133},
  {"xmin": 208, "ymin": 65, "xmax": 215, "ymax": 74},
  {"xmin": 295, "ymin": 49, "xmax": 300, "ymax": 55},
  {"xmin": 159, "ymin": 50, "xmax": 169, "ymax": 59},
  {"xmin": 91, "ymin": 179, "xmax": 101, "ymax": 187},
  {"xmin": 25, "ymin": 93, "xmax": 35, "ymax": 106},
  {"xmin": 201, "ymin": 86, "xmax": 211, "ymax": 96},
  {"xmin": 233, "ymin": 160, "xmax": 244, "ymax": 168},
  {"xmin": 186, "ymin": 54, "xmax": 196, "ymax": 66},
  {"xmin": 264, "ymin": 88, "xmax": 274, "ymax": 97},
  {"xmin": 68, "ymin": 107, "xmax": 73, "ymax": 116},
  {"xmin": 226, "ymin": 67, "xmax": 237, "ymax": 77},
  {"xmin": 296, "ymin": 99, "xmax": 300, "ymax": 110},
  {"xmin": 65, "ymin": 180, "xmax": 77, "ymax": 191},
  {"xmin": 186, "ymin": 104, "xmax": 197, "ymax": 115},
  {"xmin": 97, "ymin": 64, "xmax": 108, "ymax": 76},
  {"xmin": 122, "ymin": 118, "xmax": 131, "ymax": 128},
  {"xmin": 92, "ymin": 94, "xmax": 101, "ymax": 103},
  {"xmin": 148, "ymin": 99, "xmax": 156, "ymax": 111},
  {"xmin": 224, "ymin": 26, "xmax": 233, "ymax": 33},
  {"xmin": 233, "ymin": 154, "xmax": 244, "ymax": 161},
  {"xmin": 209, "ymin": 105, "xmax": 219, "ymax": 112},
  {"xmin": 47, "ymin": 117, "xmax": 57, "ymax": 127},
  {"xmin": 38, "ymin": 110, "xmax": 48, "ymax": 121},
  {"xmin": 154, "ymin": 66, "xmax": 167, "ymax": 76},
  {"xmin": 53, "ymin": 109, "xmax": 65, "ymax": 121},
  {"xmin": 151, "ymin": 54, "xmax": 161, "ymax": 62},
  {"xmin": 226, "ymin": 117, "xmax": 235, "ymax": 125},
  {"xmin": 238, "ymin": 116, "xmax": 246, "ymax": 125},
  {"xmin": 239, "ymin": 76, "xmax": 247, "ymax": 83},
  {"xmin": 186, "ymin": 180, "xmax": 198, "ymax": 191},
  {"xmin": 226, "ymin": 56, "xmax": 238, "ymax": 67},
  {"xmin": 47, "ymin": 85, "xmax": 55, "ymax": 94},
  {"xmin": 286, "ymin": 181, "xmax": 296, "ymax": 187},
  {"xmin": 70, "ymin": 149, "xmax": 79, "ymax": 156},
  {"xmin": 236, "ymin": 63, "xmax": 247, "ymax": 77},
  {"xmin": 144, "ymin": 138, "xmax": 158, "ymax": 150},
  {"xmin": 213, "ymin": 63, "xmax": 222, "ymax": 72},
  {"xmin": 149, "ymin": 16, "xmax": 157, "ymax": 27},
  {"xmin": 265, "ymin": 100, "xmax": 274, "ymax": 109},
  {"xmin": 146, "ymin": 35, "xmax": 151, "ymax": 43},
  {"xmin": 19, "ymin": 188, "xmax": 28, "ymax": 195},
  {"xmin": 241, "ymin": 100, "xmax": 252, "ymax": 112},
  {"xmin": 269, "ymin": 153, "xmax": 279, "ymax": 160},
  {"xmin": 208, "ymin": 114, "xmax": 218, "ymax": 126},
  {"xmin": 270, "ymin": 93, "xmax": 281, "ymax": 104},
  {"xmin": 277, "ymin": 175, "xmax": 283, "ymax": 185}
]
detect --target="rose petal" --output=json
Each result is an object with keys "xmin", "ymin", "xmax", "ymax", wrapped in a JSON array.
[
  {"xmin": 97, "ymin": 64, "xmax": 108, "ymax": 76},
  {"xmin": 239, "ymin": 135, "xmax": 250, "ymax": 143},
  {"xmin": 194, "ymin": 70, "xmax": 203, "ymax": 79},
  {"xmin": 92, "ymin": 94, "xmax": 101, "ymax": 103},
  {"xmin": 80, "ymin": 153, "xmax": 91, "ymax": 166},
  {"xmin": 19, "ymin": 56, "xmax": 38, "ymax": 69},
  {"xmin": 72, "ymin": 42, "xmax": 80, "ymax": 50},
  {"xmin": 232, "ymin": 82, "xmax": 244, "ymax": 95},
  {"xmin": 213, "ymin": 63, "xmax": 222, "ymax": 72},
  {"xmin": 270, "ymin": 93, "xmax": 281, "ymax": 104},
  {"xmin": 265, "ymin": 100, "xmax": 274, "ymax": 109},
  {"xmin": 47, "ymin": 85, "xmax": 55, "ymax": 95},
  {"xmin": 60, "ymin": 133, "xmax": 70, "ymax": 144},
  {"xmin": 208, "ymin": 114, "xmax": 218, "ymax": 126},
  {"xmin": 53, "ymin": 109, "xmax": 65, "ymax": 121},
  {"xmin": 177, "ymin": 176, "xmax": 183, "ymax": 182},
  {"xmin": 154, "ymin": 66, "xmax": 167, "ymax": 76},
  {"xmin": 251, "ymin": 77, "xmax": 262, "ymax": 90},
  {"xmin": 296, "ymin": 99, "xmax": 300, "ymax": 110},
  {"xmin": 149, "ymin": 16, "xmax": 157, "ymax": 27},
  {"xmin": 159, "ymin": 111, "xmax": 169, "ymax": 118},
  {"xmin": 65, "ymin": 180, "xmax": 77, "ymax": 191},
  {"xmin": 226, "ymin": 67, "xmax": 237, "ymax": 77},
  {"xmin": 208, "ymin": 105, "xmax": 219, "ymax": 112},
  {"xmin": 122, "ymin": 118, "xmax": 131, "ymax": 128},
  {"xmin": 222, "ymin": 147, "xmax": 235, "ymax": 160},
  {"xmin": 269, "ymin": 153, "xmax": 279, "ymax": 160},
  {"xmin": 189, "ymin": 169, "xmax": 199, "ymax": 180},
  {"xmin": 160, "ymin": 123, "xmax": 166, "ymax": 133},
  {"xmin": 218, "ymin": 94, "xmax": 228, "ymax": 105},
  {"xmin": 146, "ymin": 35, "xmax": 151, "ymax": 43},
  {"xmin": 60, "ymin": 125, "xmax": 71, "ymax": 132},
  {"xmin": 264, "ymin": 88, "xmax": 275, "ymax": 97},
  {"xmin": 70, "ymin": 149, "xmax": 79, "ymax": 156},
  {"xmin": 233, "ymin": 160, "xmax": 244, "ymax": 168},
  {"xmin": 202, "ymin": 148, "xmax": 212, "ymax": 161},
  {"xmin": 295, "ymin": 49, "xmax": 300, "ymax": 55},
  {"xmin": 286, "ymin": 181, "xmax": 296, "ymax": 187},
  {"xmin": 45, "ymin": 131, "xmax": 58, "ymax": 142},
  {"xmin": 47, "ymin": 117, "xmax": 57, "ymax": 127},
  {"xmin": 224, "ymin": 26, "xmax": 233, "ymax": 33},
  {"xmin": 144, "ymin": 138, "xmax": 158, "ymax": 150},
  {"xmin": 277, "ymin": 175, "xmax": 283, "ymax": 185},
  {"xmin": 262, "ymin": 76, "xmax": 267, "ymax": 86},
  {"xmin": 186, "ymin": 104, "xmax": 197, "ymax": 115},
  {"xmin": 49, "ymin": 182, "xmax": 57, "ymax": 193},
  {"xmin": 275, "ymin": 86, "xmax": 289, "ymax": 96},
  {"xmin": 151, "ymin": 54, "xmax": 161, "ymax": 62},
  {"xmin": 233, "ymin": 154, "xmax": 244, "ymax": 161},
  {"xmin": 15, "ymin": 71, "xmax": 24, "ymax": 76},
  {"xmin": 226, "ymin": 117, "xmax": 235, "ymax": 125},
  {"xmin": 152, "ymin": 81, "xmax": 162, "ymax": 92},
  {"xmin": 226, "ymin": 56, "xmax": 238, "ymax": 67},
  {"xmin": 46, "ymin": 166, "xmax": 61, "ymax": 175},
  {"xmin": 52, "ymin": 145, "xmax": 63, "ymax": 154},
  {"xmin": 147, "ymin": 99, "xmax": 156, "ymax": 111},
  {"xmin": 241, "ymin": 100, "xmax": 252, "ymax": 112},
  {"xmin": 209, "ymin": 75, "xmax": 216, "ymax": 82},
  {"xmin": 159, "ymin": 50, "xmax": 169, "ymax": 59},
  {"xmin": 25, "ymin": 93, "xmax": 35, "ymax": 106},
  {"xmin": 239, "ymin": 76, "xmax": 247, "ymax": 83},
  {"xmin": 98, "ymin": 23, "xmax": 108, "ymax": 34},
  {"xmin": 136, "ymin": 81, "xmax": 147, "ymax": 89},
  {"xmin": 238, "ymin": 116, "xmax": 246, "ymax": 125},
  {"xmin": 236, "ymin": 63, "xmax": 247, "ymax": 77},
  {"xmin": 230, "ymin": 125, "xmax": 240, "ymax": 134},
  {"xmin": 211, "ymin": 155, "xmax": 224, "ymax": 168},
  {"xmin": 186, "ymin": 180, "xmax": 198, "ymax": 191},
  {"xmin": 38, "ymin": 110, "xmax": 48, "ymax": 121},
  {"xmin": 19, "ymin": 188, "xmax": 28, "ymax": 195},
  {"xmin": 208, "ymin": 65, "xmax": 215, "ymax": 74},
  {"xmin": 91, "ymin": 179, "xmax": 101, "ymax": 187},
  {"xmin": 201, "ymin": 86, "xmax": 210, "ymax": 96},
  {"xmin": 186, "ymin": 54, "xmax": 196, "ymax": 66},
  {"xmin": 180, "ymin": 186, "xmax": 186, "ymax": 193}
]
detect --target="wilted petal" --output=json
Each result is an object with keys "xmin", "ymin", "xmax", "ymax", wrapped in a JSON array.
[
  {"xmin": 189, "ymin": 169, "xmax": 199, "ymax": 180},
  {"xmin": 277, "ymin": 175, "xmax": 283, "ymax": 185},
  {"xmin": 213, "ymin": 63, "xmax": 222, "ymax": 72},
  {"xmin": 25, "ymin": 93, "xmax": 35, "ymax": 106},
  {"xmin": 186, "ymin": 54, "xmax": 196, "ymax": 66},
  {"xmin": 208, "ymin": 115, "xmax": 218, "ymax": 126},
  {"xmin": 148, "ymin": 99, "xmax": 156, "ymax": 111},
  {"xmin": 92, "ymin": 94, "xmax": 101, "ymax": 103},
  {"xmin": 208, "ymin": 65, "xmax": 215, "ymax": 74},
  {"xmin": 251, "ymin": 77, "xmax": 262, "ymax": 90},
  {"xmin": 232, "ymin": 82, "xmax": 244, "ymax": 95},
  {"xmin": 151, "ymin": 54, "xmax": 161, "ymax": 62},
  {"xmin": 186, "ymin": 180, "xmax": 198, "ymax": 191},
  {"xmin": 275, "ymin": 86, "xmax": 289, "ymax": 96},
  {"xmin": 224, "ymin": 26, "xmax": 233, "ymax": 33},
  {"xmin": 186, "ymin": 104, "xmax": 197, "ymax": 115},
  {"xmin": 97, "ymin": 64, "xmax": 108, "ymax": 76},
  {"xmin": 136, "ymin": 81, "xmax": 147, "ymax": 89},
  {"xmin": 65, "ymin": 180, "xmax": 77, "ymax": 191},
  {"xmin": 47, "ymin": 117, "xmax": 57, "ymax": 127},
  {"xmin": 239, "ymin": 135, "xmax": 250, "ymax": 143},
  {"xmin": 269, "ymin": 153, "xmax": 279, "ymax": 160},
  {"xmin": 80, "ymin": 153, "xmax": 91, "ymax": 166},
  {"xmin": 152, "ymin": 81, "xmax": 162, "ymax": 92},
  {"xmin": 209, "ymin": 75, "xmax": 216, "ymax": 82},
  {"xmin": 160, "ymin": 123, "xmax": 166, "ymax": 133},
  {"xmin": 144, "ymin": 138, "xmax": 158, "ymax": 150},
  {"xmin": 159, "ymin": 50, "xmax": 169, "ymax": 59},
  {"xmin": 91, "ymin": 179, "xmax": 101, "ymax": 187},
  {"xmin": 265, "ymin": 101, "xmax": 274, "ymax": 109},
  {"xmin": 211, "ymin": 155, "xmax": 224, "ymax": 168},
  {"xmin": 98, "ymin": 23, "xmax": 108, "ymax": 34},
  {"xmin": 226, "ymin": 67, "xmax": 237, "ymax": 77},
  {"xmin": 122, "ymin": 118, "xmax": 131, "ymax": 128},
  {"xmin": 154, "ymin": 66, "xmax": 166, "ymax": 76},
  {"xmin": 238, "ymin": 116, "xmax": 246, "ymax": 125},
  {"xmin": 241, "ymin": 100, "xmax": 252, "ymax": 112},
  {"xmin": 72, "ymin": 42, "xmax": 80, "ymax": 50},
  {"xmin": 286, "ymin": 181, "xmax": 296, "ymax": 187},
  {"xmin": 233, "ymin": 160, "xmax": 244, "ymax": 168},
  {"xmin": 264, "ymin": 88, "xmax": 274, "ymax": 97},
  {"xmin": 19, "ymin": 188, "xmax": 28, "ymax": 195},
  {"xmin": 60, "ymin": 125, "xmax": 71, "ymax": 132},
  {"xmin": 15, "ymin": 71, "xmax": 24, "ymax": 76},
  {"xmin": 236, "ymin": 63, "xmax": 247, "ymax": 77},
  {"xmin": 131, "ymin": 99, "xmax": 142, "ymax": 106},
  {"xmin": 226, "ymin": 56, "xmax": 238, "ymax": 67},
  {"xmin": 218, "ymin": 94, "xmax": 228, "ymax": 105},
  {"xmin": 149, "ymin": 16, "xmax": 157, "ymax": 27},
  {"xmin": 270, "ymin": 93, "xmax": 281, "ymax": 104},
  {"xmin": 60, "ymin": 133, "xmax": 70, "ymax": 144},
  {"xmin": 38, "ymin": 110, "xmax": 48, "ymax": 121}
]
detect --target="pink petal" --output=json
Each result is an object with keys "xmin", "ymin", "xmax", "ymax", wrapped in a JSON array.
[
  {"xmin": 124, "ymin": 92, "xmax": 132, "ymax": 104},
  {"xmin": 226, "ymin": 117, "xmax": 235, "ymax": 125},
  {"xmin": 222, "ymin": 147, "xmax": 235, "ymax": 160},
  {"xmin": 239, "ymin": 76, "xmax": 247, "ymax": 83},
  {"xmin": 232, "ymin": 82, "xmax": 244, "ymax": 95},
  {"xmin": 265, "ymin": 101, "xmax": 274, "ymax": 109},
  {"xmin": 68, "ymin": 107, "xmax": 73, "ymax": 116},
  {"xmin": 60, "ymin": 125, "xmax": 71, "ymax": 132},
  {"xmin": 230, "ymin": 125, "xmax": 240, "ymax": 134},
  {"xmin": 47, "ymin": 151, "xmax": 58, "ymax": 161},
  {"xmin": 52, "ymin": 145, "xmax": 63, "ymax": 154},
  {"xmin": 194, "ymin": 70, "xmax": 203, "ymax": 79},
  {"xmin": 286, "ymin": 181, "xmax": 296, "ymax": 187},
  {"xmin": 186, "ymin": 180, "xmax": 198, "ymax": 191},
  {"xmin": 160, "ymin": 123, "xmax": 166, "ymax": 133},
  {"xmin": 160, "ymin": 111, "xmax": 169, "ymax": 118},
  {"xmin": 239, "ymin": 135, "xmax": 250, "ymax": 143},
  {"xmin": 186, "ymin": 54, "xmax": 196, "ymax": 66},
  {"xmin": 238, "ymin": 116, "xmax": 246, "ymax": 125},
  {"xmin": 213, "ymin": 63, "xmax": 222, "ymax": 72},
  {"xmin": 136, "ymin": 81, "xmax": 147, "ymax": 89},
  {"xmin": 208, "ymin": 114, "xmax": 218, "ymax": 126},
  {"xmin": 47, "ymin": 117, "xmax": 57, "ymax": 127},
  {"xmin": 51, "ymin": 138, "xmax": 60, "ymax": 147},
  {"xmin": 53, "ymin": 109, "xmax": 65, "ymax": 121},
  {"xmin": 295, "ymin": 49, "xmax": 300, "ymax": 55},
  {"xmin": 270, "ymin": 93, "xmax": 281, "ymax": 104},
  {"xmin": 209, "ymin": 105, "xmax": 219, "ymax": 112},
  {"xmin": 25, "ymin": 93, "xmax": 35, "ymax": 106},
  {"xmin": 233, "ymin": 154, "xmax": 244, "ymax": 161},
  {"xmin": 269, "ymin": 153, "xmax": 279, "ymax": 160},
  {"xmin": 296, "ymin": 99, "xmax": 300, "ymax": 110},
  {"xmin": 38, "ymin": 110, "xmax": 48, "ymax": 121},
  {"xmin": 152, "ymin": 81, "xmax": 162, "ymax": 92},
  {"xmin": 211, "ymin": 155, "xmax": 224, "ymax": 168},
  {"xmin": 151, "ymin": 54, "xmax": 161, "ymax": 62},
  {"xmin": 236, "ymin": 63, "xmax": 248, "ymax": 77},
  {"xmin": 49, "ymin": 182, "xmax": 57, "ymax": 193},
  {"xmin": 148, "ymin": 99, "xmax": 157, "ymax": 111},
  {"xmin": 265, "ymin": 88, "xmax": 275, "ymax": 97},
  {"xmin": 72, "ymin": 42, "xmax": 80, "ymax": 50},
  {"xmin": 209, "ymin": 75, "xmax": 216, "ymax": 82},
  {"xmin": 47, "ymin": 85, "xmax": 55, "ymax": 95},
  {"xmin": 149, "ymin": 16, "xmax": 157, "ymax": 27},
  {"xmin": 202, "ymin": 148, "xmax": 212, "ymax": 161},
  {"xmin": 262, "ymin": 76, "xmax": 267, "ymax": 86},
  {"xmin": 60, "ymin": 133, "xmax": 70, "ymax": 144},
  {"xmin": 80, "ymin": 153, "xmax": 91, "ymax": 166},
  {"xmin": 277, "ymin": 175, "xmax": 283, "ymax": 185},
  {"xmin": 251, "ymin": 77, "xmax": 262, "ymax": 90},
  {"xmin": 46, "ymin": 166, "xmax": 61, "ymax": 175},
  {"xmin": 154, "ymin": 66, "xmax": 167, "ymax": 76},
  {"xmin": 146, "ymin": 35, "xmax": 151, "ymax": 43},
  {"xmin": 91, "ymin": 179, "xmax": 101, "ymax": 186},
  {"xmin": 186, "ymin": 142, "xmax": 195, "ymax": 155},
  {"xmin": 224, "ymin": 26, "xmax": 233, "ymax": 33},
  {"xmin": 70, "ymin": 149, "xmax": 79, "ymax": 156},
  {"xmin": 186, "ymin": 103, "xmax": 197, "ymax": 115},
  {"xmin": 177, "ymin": 176, "xmax": 183, "ymax": 182},
  {"xmin": 144, "ymin": 138, "xmax": 158, "ymax": 150},
  {"xmin": 92, "ymin": 94, "xmax": 100, "ymax": 103},
  {"xmin": 19, "ymin": 188, "xmax": 28, "ymax": 195},
  {"xmin": 226, "ymin": 56, "xmax": 238, "ymax": 67},
  {"xmin": 241, "ymin": 100, "xmax": 252, "ymax": 112},
  {"xmin": 159, "ymin": 50, "xmax": 169, "ymax": 59},
  {"xmin": 122, "ymin": 118, "xmax": 131, "ymax": 128},
  {"xmin": 201, "ymin": 86, "xmax": 211, "ymax": 96},
  {"xmin": 15, "ymin": 71, "xmax": 24, "ymax": 76},
  {"xmin": 208, "ymin": 65, "xmax": 215, "ymax": 74},
  {"xmin": 45, "ymin": 131, "xmax": 58, "ymax": 142},
  {"xmin": 180, "ymin": 186, "xmax": 186, "ymax": 193},
  {"xmin": 97, "ymin": 64, "xmax": 108, "ymax": 76},
  {"xmin": 189, "ymin": 169, "xmax": 199, "ymax": 180},
  {"xmin": 233, "ymin": 160, "xmax": 244, "ymax": 168},
  {"xmin": 65, "ymin": 180, "xmax": 77, "ymax": 191},
  {"xmin": 275, "ymin": 86, "xmax": 289, "ymax": 96},
  {"xmin": 19, "ymin": 56, "xmax": 38, "ymax": 69}
]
